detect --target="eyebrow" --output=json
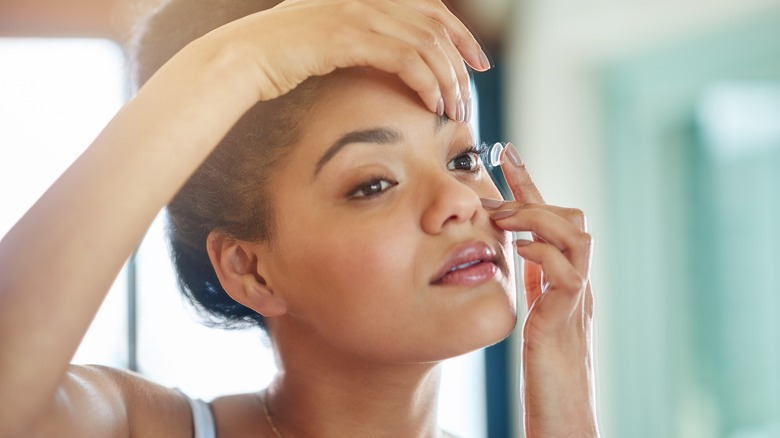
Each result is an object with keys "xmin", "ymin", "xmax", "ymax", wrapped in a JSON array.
[
  {"xmin": 435, "ymin": 113, "xmax": 449, "ymax": 134},
  {"xmin": 314, "ymin": 115, "xmax": 450, "ymax": 177}
]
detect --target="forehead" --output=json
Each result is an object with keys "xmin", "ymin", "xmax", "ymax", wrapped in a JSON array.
[
  {"xmin": 301, "ymin": 68, "xmax": 468, "ymax": 146},
  {"xmin": 315, "ymin": 68, "xmax": 423, "ymax": 121}
]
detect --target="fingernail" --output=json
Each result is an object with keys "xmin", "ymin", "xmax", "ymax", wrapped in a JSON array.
[
  {"xmin": 480, "ymin": 197, "xmax": 504, "ymax": 209},
  {"xmin": 505, "ymin": 142, "xmax": 523, "ymax": 167},
  {"xmin": 456, "ymin": 98, "xmax": 465, "ymax": 122},
  {"xmin": 490, "ymin": 209, "xmax": 516, "ymax": 220},
  {"xmin": 515, "ymin": 239, "xmax": 533, "ymax": 247},
  {"xmin": 479, "ymin": 51, "xmax": 492, "ymax": 71},
  {"xmin": 436, "ymin": 97, "xmax": 445, "ymax": 117},
  {"xmin": 464, "ymin": 96, "xmax": 472, "ymax": 122}
]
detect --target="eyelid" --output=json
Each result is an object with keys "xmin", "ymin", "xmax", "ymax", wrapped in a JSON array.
[
  {"xmin": 453, "ymin": 142, "xmax": 483, "ymax": 157},
  {"xmin": 447, "ymin": 143, "xmax": 484, "ymax": 171},
  {"xmin": 347, "ymin": 176, "xmax": 398, "ymax": 199}
]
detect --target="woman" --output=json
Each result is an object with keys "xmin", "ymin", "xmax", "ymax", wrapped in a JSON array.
[{"xmin": 0, "ymin": 0, "xmax": 599, "ymax": 436}]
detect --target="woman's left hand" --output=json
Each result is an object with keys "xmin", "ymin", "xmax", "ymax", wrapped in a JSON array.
[{"xmin": 481, "ymin": 143, "xmax": 600, "ymax": 437}]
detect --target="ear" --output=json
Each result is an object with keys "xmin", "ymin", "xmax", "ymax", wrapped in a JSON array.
[{"xmin": 206, "ymin": 231, "xmax": 287, "ymax": 318}]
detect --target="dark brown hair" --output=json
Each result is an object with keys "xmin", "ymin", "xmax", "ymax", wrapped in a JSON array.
[{"xmin": 131, "ymin": 0, "xmax": 323, "ymax": 330}]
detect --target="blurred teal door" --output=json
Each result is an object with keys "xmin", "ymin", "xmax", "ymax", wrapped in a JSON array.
[{"xmin": 602, "ymin": 10, "xmax": 780, "ymax": 438}]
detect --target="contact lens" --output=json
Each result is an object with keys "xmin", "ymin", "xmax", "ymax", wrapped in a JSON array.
[
  {"xmin": 481, "ymin": 141, "xmax": 511, "ymax": 200},
  {"xmin": 481, "ymin": 142, "xmax": 505, "ymax": 169},
  {"xmin": 488, "ymin": 142, "xmax": 504, "ymax": 168}
]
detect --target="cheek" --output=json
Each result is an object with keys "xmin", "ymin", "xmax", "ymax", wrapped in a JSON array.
[
  {"xmin": 478, "ymin": 172, "xmax": 504, "ymax": 199},
  {"xmin": 270, "ymin": 208, "xmax": 420, "ymax": 333}
]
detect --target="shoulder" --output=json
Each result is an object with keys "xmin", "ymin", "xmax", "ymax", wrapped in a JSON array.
[{"xmin": 65, "ymin": 365, "xmax": 193, "ymax": 438}]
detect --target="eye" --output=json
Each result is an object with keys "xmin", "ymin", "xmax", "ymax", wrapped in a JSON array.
[
  {"xmin": 348, "ymin": 178, "xmax": 397, "ymax": 199},
  {"xmin": 447, "ymin": 150, "xmax": 482, "ymax": 172}
]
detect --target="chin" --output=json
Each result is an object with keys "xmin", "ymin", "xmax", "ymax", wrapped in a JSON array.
[
  {"xmin": 469, "ymin": 283, "xmax": 518, "ymax": 347},
  {"xmin": 434, "ymin": 294, "xmax": 518, "ymax": 361},
  {"xmin": 473, "ymin": 303, "xmax": 518, "ymax": 348}
]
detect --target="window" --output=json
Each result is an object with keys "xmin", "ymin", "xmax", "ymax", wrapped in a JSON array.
[{"xmin": 0, "ymin": 37, "xmax": 127, "ymax": 367}]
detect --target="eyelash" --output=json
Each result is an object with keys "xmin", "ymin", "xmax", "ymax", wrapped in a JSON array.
[
  {"xmin": 347, "ymin": 173, "xmax": 398, "ymax": 199},
  {"xmin": 346, "ymin": 144, "xmax": 484, "ymax": 200},
  {"xmin": 447, "ymin": 143, "xmax": 485, "ymax": 173}
]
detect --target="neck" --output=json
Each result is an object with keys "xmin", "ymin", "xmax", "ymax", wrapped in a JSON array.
[{"xmin": 266, "ymin": 328, "xmax": 443, "ymax": 437}]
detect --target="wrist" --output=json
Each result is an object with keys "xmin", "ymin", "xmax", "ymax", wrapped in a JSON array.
[
  {"xmin": 522, "ymin": 340, "xmax": 600, "ymax": 437},
  {"xmin": 174, "ymin": 36, "xmax": 261, "ymax": 108}
]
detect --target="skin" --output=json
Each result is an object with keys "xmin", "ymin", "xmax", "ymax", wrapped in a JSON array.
[
  {"xmin": 208, "ymin": 70, "xmax": 517, "ymax": 437},
  {"xmin": 209, "ymin": 71, "xmax": 599, "ymax": 438},
  {"xmin": 492, "ymin": 151, "xmax": 598, "ymax": 437},
  {"xmin": 0, "ymin": 0, "xmax": 599, "ymax": 437}
]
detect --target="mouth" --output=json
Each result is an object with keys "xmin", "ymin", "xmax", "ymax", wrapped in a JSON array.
[{"xmin": 431, "ymin": 241, "xmax": 504, "ymax": 286}]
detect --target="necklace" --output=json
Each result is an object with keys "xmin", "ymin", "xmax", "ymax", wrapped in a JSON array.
[{"xmin": 261, "ymin": 391, "xmax": 282, "ymax": 438}]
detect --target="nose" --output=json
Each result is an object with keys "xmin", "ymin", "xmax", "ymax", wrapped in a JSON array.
[{"xmin": 420, "ymin": 172, "xmax": 482, "ymax": 235}]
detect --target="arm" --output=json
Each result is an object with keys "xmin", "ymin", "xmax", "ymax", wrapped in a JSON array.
[
  {"xmin": 0, "ymin": 1, "xmax": 490, "ymax": 436},
  {"xmin": 0, "ymin": 35, "xmax": 259, "ymax": 438}
]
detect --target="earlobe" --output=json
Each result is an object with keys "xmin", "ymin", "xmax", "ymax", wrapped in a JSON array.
[{"xmin": 206, "ymin": 232, "xmax": 287, "ymax": 318}]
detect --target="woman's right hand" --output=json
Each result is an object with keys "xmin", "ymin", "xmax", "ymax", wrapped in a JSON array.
[{"xmin": 189, "ymin": 0, "xmax": 489, "ymax": 122}]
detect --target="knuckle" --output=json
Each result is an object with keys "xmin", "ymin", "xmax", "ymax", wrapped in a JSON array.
[
  {"xmin": 564, "ymin": 208, "xmax": 586, "ymax": 227},
  {"xmin": 416, "ymin": 28, "xmax": 440, "ymax": 49},
  {"xmin": 562, "ymin": 272, "xmax": 587, "ymax": 292},
  {"xmin": 576, "ymin": 231, "xmax": 592, "ymax": 250},
  {"xmin": 396, "ymin": 46, "xmax": 420, "ymax": 68},
  {"xmin": 431, "ymin": 20, "xmax": 449, "ymax": 39}
]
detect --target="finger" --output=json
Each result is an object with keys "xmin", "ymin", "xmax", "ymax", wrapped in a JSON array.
[
  {"xmin": 365, "ymin": 2, "xmax": 469, "ymax": 121},
  {"xmin": 334, "ymin": 31, "xmax": 443, "ymax": 114},
  {"xmin": 402, "ymin": 0, "xmax": 492, "ymax": 71},
  {"xmin": 515, "ymin": 239, "xmax": 587, "ymax": 325},
  {"xmin": 482, "ymin": 198, "xmax": 588, "ymax": 232},
  {"xmin": 523, "ymin": 258, "xmax": 543, "ymax": 309},
  {"xmin": 584, "ymin": 281, "xmax": 594, "ymax": 318},
  {"xmin": 499, "ymin": 142, "xmax": 545, "ymax": 204},
  {"xmin": 489, "ymin": 206, "xmax": 593, "ymax": 279}
]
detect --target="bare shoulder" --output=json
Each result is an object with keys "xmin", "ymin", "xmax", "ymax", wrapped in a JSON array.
[
  {"xmin": 27, "ymin": 364, "xmax": 192, "ymax": 438},
  {"xmin": 88, "ymin": 365, "xmax": 194, "ymax": 437}
]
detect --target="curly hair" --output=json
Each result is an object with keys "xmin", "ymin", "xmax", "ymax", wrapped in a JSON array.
[{"xmin": 130, "ymin": 0, "xmax": 325, "ymax": 330}]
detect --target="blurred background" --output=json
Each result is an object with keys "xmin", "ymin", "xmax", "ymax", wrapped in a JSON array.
[{"xmin": 2, "ymin": 0, "xmax": 780, "ymax": 436}]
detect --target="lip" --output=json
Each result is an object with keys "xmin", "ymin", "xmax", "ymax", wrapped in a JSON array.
[{"xmin": 431, "ymin": 241, "xmax": 501, "ymax": 286}]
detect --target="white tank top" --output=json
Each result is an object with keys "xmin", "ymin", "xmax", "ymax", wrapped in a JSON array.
[{"xmin": 182, "ymin": 392, "xmax": 216, "ymax": 438}]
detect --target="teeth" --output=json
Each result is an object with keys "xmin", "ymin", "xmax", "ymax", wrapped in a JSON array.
[{"xmin": 449, "ymin": 260, "xmax": 481, "ymax": 272}]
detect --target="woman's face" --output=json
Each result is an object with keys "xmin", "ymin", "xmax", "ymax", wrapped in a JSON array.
[{"xmin": 261, "ymin": 69, "xmax": 516, "ymax": 364}]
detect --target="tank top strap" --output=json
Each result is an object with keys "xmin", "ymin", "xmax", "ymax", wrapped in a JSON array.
[{"xmin": 179, "ymin": 390, "xmax": 217, "ymax": 438}]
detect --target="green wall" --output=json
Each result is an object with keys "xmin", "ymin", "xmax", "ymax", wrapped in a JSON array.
[{"xmin": 602, "ymin": 8, "xmax": 780, "ymax": 437}]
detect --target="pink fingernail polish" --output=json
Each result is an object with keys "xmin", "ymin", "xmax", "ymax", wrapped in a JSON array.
[
  {"xmin": 479, "ymin": 51, "xmax": 491, "ymax": 71},
  {"xmin": 490, "ymin": 209, "xmax": 515, "ymax": 220},
  {"xmin": 480, "ymin": 198, "xmax": 504, "ymax": 209},
  {"xmin": 505, "ymin": 142, "xmax": 523, "ymax": 167},
  {"xmin": 436, "ymin": 98, "xmax": 445, "ymax": 117}
]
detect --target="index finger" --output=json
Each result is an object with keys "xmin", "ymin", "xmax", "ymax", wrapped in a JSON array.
[
  {"xmin": 401, "ymin": 0, "xmax": 492, "ymax": 71},
  {"xmin": 500, "ymin": 142, "xmax": 545, "ymax": 204}
]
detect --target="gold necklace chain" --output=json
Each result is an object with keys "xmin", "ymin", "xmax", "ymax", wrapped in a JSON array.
[
  {"xmin": 260, "ymin": 392, "xmax": 452, "ymax": 438},
  {"xmin": 261, "ymin": 391, "xmax": 283, "ymax": 438}
]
